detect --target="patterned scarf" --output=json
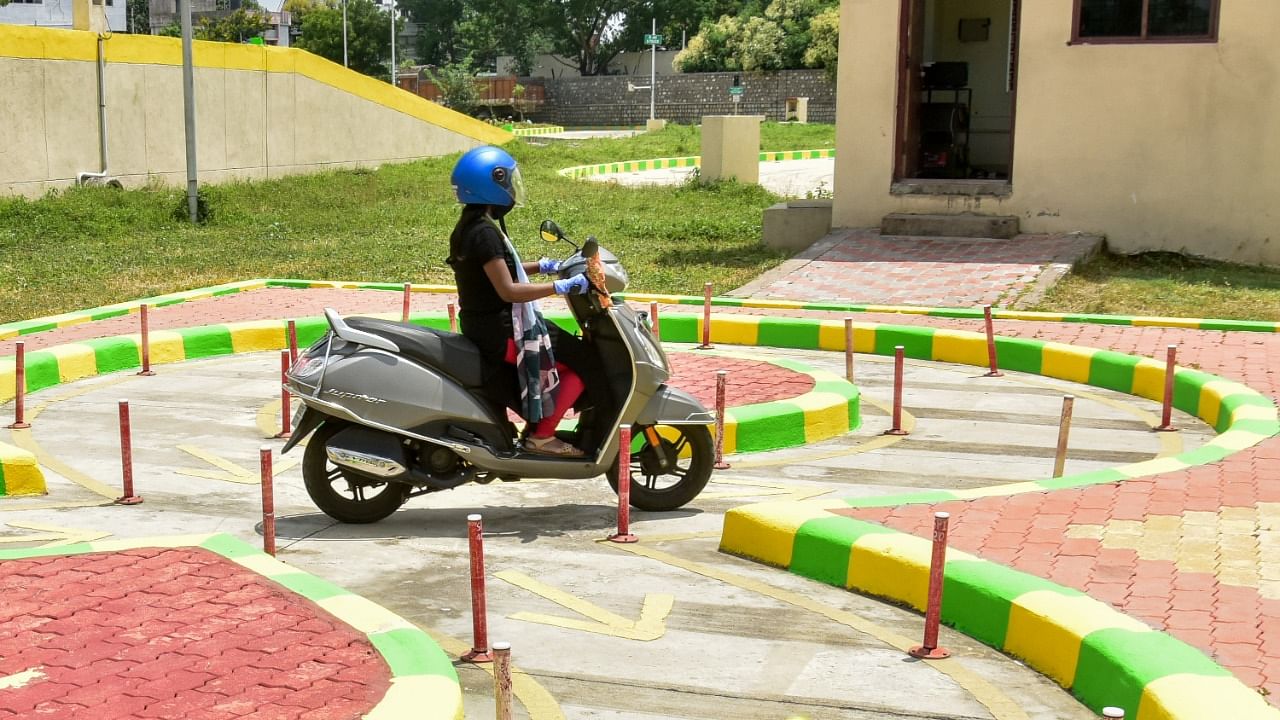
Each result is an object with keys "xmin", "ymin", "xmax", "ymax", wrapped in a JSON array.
[{"xmin": 502, "ymin": 229, "xmax": 560, "ymax": 422}]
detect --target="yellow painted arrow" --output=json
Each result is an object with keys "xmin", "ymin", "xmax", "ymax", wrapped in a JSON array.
[
  {"xmin": 698, "ymin": 478, "xmax": 831, "ymax": 502},
  {"xmin": 495, "ymin": 570, "xmax": 673, "ymax": 641},
  {"xmin": 0, "ymin": 522, "xmax": 111, "ymax": 547},
  {"xmin": 175, "ymin": 445, "xmax": 298, "ymax": 484}
]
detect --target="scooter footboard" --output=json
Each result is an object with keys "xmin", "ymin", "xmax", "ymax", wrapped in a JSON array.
[{"xmin": 635, "ymin": 386, "xmax": 715, "ymax": 425}]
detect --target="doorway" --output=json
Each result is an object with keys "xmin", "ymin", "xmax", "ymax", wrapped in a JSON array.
[{"xmin": 895, "ymin": 0, "xmax": 1020, "ymax": 183}]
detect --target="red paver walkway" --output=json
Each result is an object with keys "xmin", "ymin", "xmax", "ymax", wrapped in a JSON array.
[
  {"xmin": 0, "ymin": 547, "xmax": 390, "ymax": 719},
  {"xmin": 733, "ymin": 229, "xmax": 1101, "ymax": 307}
]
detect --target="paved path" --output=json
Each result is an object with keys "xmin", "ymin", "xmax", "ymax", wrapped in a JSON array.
[
  {"xmin": 587, "ymin": 158, "xmax": 835, "ymax": 198},
  {"xmin": 731, "ymin": 229, "xmax": 1104, "ymax": 308}
]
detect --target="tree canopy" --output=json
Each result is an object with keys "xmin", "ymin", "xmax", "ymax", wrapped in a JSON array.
[
  {"xmin": 294, "ymin": 0, "xmax": 401, "ymax": 78},
  {"xmin": 673, "ymin": 0, "xmax": 837, "ymax": 74}
]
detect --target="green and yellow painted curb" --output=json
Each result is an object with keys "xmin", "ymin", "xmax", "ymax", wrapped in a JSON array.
[
  {"xmin": 557, "ymin": 148, "xmax": 836, "ymax": 180},
  {"xmin": 510, "ymin": 125, "xmax": 566, "ymax": 137},
  {"xmin": 719, "ymin": 503, "xmax": 1279, "ymax": 719},
  {"xmin": 0, "ymin": 442, "xmax": 44, "ymax": 496},
  {"xmin": 0, "ymin": 533, "xmax": 463, "ymax": 720}
]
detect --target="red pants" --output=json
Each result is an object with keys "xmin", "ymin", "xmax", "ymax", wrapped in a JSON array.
[{"xmin": 505, "ymin": 339, "xmax": 585, "ymax": 438}]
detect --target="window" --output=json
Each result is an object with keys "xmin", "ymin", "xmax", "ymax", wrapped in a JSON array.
[{"xmin": 1073, "ymin": 0, "xmax": 1218, "ymax": 43}]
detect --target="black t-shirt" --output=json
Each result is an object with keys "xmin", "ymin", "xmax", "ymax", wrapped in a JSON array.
[{"xmin": 448, "ymin": 216, "xmax": 518, "ymax": 357}]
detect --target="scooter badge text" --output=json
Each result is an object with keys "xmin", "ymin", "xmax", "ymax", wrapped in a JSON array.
[{"xmin": 325, "ymin": 388, "xmax": 388, "ymax": 404}]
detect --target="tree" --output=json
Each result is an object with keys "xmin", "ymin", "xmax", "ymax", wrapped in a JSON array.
[
  {"xmin": 672, "ymin": 14, "xmax": 739, "ymax": 72},
  {"xmin": 295, "ymin": 0, "xmax": 398, "ymax": 78},
  {"xmin": 397, "ymin": 0, "xmax": 466, "ymax": 66},
  {"xmin": 736, "ymin": 15, "xmax": 784, "ymax": 71},
  {"xmin": 536, "ymin": 0, "xmax": 648, "ymax": 76},
  {"xmin": 425, "ymin": 62, "xmax": 482, "ymax": 114},
  {"xmin": 196, "ymin": 3, "xmax": 272, "ymax": 43},
  {"xmin": 127, "ymin": 0, "xmax": 150, "ymax": 33},
  {"xmin": 673, "ymin": 0, "xmax": 834, "ymax": 74},
  {"xmin": 803, "ymin": 5, "xmax": 838, "ymax": 80}
]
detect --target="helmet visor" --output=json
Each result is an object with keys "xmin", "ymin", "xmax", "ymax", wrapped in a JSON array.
[{"xmin": 509, "ymin": 167, "xmax": 526, "ymax": 207}]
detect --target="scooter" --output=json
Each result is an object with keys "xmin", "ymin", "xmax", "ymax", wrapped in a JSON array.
[{"xmin": 281, "ymin": 220, "xmax": 717, "ymax": 524}]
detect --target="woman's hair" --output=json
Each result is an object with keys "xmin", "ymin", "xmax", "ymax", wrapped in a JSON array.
[{"xmin": 447, "ymin": 204, "xmax": 491, "ymax": 267}]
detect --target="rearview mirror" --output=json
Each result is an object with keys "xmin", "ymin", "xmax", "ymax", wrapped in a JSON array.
[{"xmin": 540, "ymin": 220, "xmax": 563, "ymax": 243}]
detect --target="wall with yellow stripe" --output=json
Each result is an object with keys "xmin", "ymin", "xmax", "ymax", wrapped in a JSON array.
[{"xmin": 0, "ymin": 25, "xmax": 510, "ymax": 197}]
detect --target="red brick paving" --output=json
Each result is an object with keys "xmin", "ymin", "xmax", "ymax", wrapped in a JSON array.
[
  {"xmin": 739, "ymin": 229, "xmax": 1101, "ymax": 307},
  {"xmin": 0, "ymin": 547, "xmax": 390, "ymax": 719}
]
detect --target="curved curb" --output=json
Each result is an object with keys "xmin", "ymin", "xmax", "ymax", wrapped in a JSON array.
[
  {"xmin": 556, "ymin": 148, "xmax": 836, "ymax": 180},
  {"xmin": 719, "ymin": 504, "xmax": 1280, "ymax": 719},
  {"xmin": 617, "ymin": 291, "xmax": 1280, "ymax": 334},
  {"xmin": 0, "ymin": 442, "xmax": 45, "ymax": 497},
  {"xmin": 0, "ymin": 533, "xmax": 463, "ymax": 720},
  {"xmin": 1, "ymin": 311, "xmax": 858, "ymax": 457}
]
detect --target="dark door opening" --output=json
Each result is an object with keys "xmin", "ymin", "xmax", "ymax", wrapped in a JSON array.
[{"xmin": 895, "ymin": 0, "xmax": 1021, "ymax": 183}]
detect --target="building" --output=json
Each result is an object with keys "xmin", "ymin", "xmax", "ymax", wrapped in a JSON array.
[
  {"xmin": 0, "ymin": 0, "xmax": 127, "ymax": 32},
  {"xmin": 833, "ymin": 0, "xmax": 1280, "ymax": 266}
]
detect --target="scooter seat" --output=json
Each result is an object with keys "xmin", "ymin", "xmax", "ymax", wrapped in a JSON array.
[{"xmin": 346, "ymin": 317, "xmax": 485, "ymax": 388}]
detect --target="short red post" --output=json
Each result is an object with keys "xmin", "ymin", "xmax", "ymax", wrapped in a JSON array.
[
  {"xmin": 401, "ymin": 282, "xmax": 412, "ymax": 322},
  {"xmin": 287, "ymin": 320, "xmax": 299, "ymax": 364},
  {"xmin": 885, "ymin": 345, "xmax": 908, "ymax": 436},
  {"xmin": 7, "ymin": 341, "xmax": 30, "ymax": 430},
  {"xmin": 1155, "ymin": 344, "xmax": 1177, "ymax": 432},
  {"xmin": 713, "ymin": 370, "xmax": 731, "ymax": 470},
  {"xmin": 275, "ymin": 350, "xmax": 292, "ymax": 439},
  {"xmin": 448, "ymin": 302, "xmax": 458, "ymax": 333},
  {"xmin": 697, "ymin": 282, "xmax": 714, "ymax": 350},
  {"xmin": 462, "ymin": 514, "xmax": 494, "ymax": 663},
  {"xmin": 260, "ymin": 446, "xmax": 276, "ymax": 556},
  {"xmin": 843, "ymin": 317, "xmax": 855, "ymax": 383},
  {"xmin": 493, "ymin": 642, "xmax": 513, "ymax": 720},
  {"xmin": 983, "ymin": 305, "xmax": 1002, "ymax": 377},
  {"xmin": 649, "ymin": 300, "xmax": 661, "ymax": 340},
  {"xmin": 137, "ymin": 304, "xmax": 156, "ymax": 376},
  {"xmin": 909, "ymin": 511, "xmax": 951, "ymax": 660},
  {"xmin": 115, "ymin": 400, "xmax": 143, "ymax": 505},
  {"xmin": 608, "ymin": 425, "xmax": 638, "ymax": 543}
]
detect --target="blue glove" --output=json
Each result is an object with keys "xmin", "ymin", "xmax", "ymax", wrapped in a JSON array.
[
  {"xmin": 538, "ymin": 257, "xmax": 561, "ymax": 274},
  {"xmin": 553, "ymin": 274, "xmax": 590, "ymax": 295}
]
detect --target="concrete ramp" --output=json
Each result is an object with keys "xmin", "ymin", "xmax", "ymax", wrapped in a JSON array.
[{"xmin": 0, "ymin": 26, "xmax": 511, "ymax": 196}]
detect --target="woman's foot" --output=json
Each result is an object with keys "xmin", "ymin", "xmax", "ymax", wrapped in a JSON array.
[{"xmin": 524, "ymin": 435, "xmax": 585, "ymax": 457}]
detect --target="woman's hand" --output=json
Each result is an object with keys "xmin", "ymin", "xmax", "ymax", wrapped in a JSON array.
[
  {"xmin": 553, "ymin": 274, "xmax": 590, "ymax": 295},
  {"xmin": 538, "ymin": 257, "xmax": 561, "ymax": 274}
]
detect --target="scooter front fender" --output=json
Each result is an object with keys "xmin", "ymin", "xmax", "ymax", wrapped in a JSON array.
[{"xmin": 634, "ymin": 386, "xmax": 715, "ymax": 426}]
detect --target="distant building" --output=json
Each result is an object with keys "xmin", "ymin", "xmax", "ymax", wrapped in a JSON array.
[{"xmin": 0, "ymin": 0, "xmax": 127, "ymax": 32}]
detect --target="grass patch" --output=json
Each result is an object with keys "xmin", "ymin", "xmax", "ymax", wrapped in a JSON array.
[
  {"xmin": 1036, "ymin": 251, "xmax": 1280, "ymax": 321},
  {"xmin": 0, "ymin": 122, "xmax": 834, "ymax": 324}
]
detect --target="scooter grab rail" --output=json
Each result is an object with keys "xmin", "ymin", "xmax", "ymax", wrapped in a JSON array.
[{"xmin": 324, "ymin": 308, "xmax": 400, "ymax": 354}]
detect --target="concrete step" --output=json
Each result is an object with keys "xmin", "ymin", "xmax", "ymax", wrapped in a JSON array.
[{"xmin": 881, "ymin": 212, "xmax": 1020, "ymax": 240}]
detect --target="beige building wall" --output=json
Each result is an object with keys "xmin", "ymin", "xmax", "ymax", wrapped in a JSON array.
[
  {"xmin": 0, "ymin": 26, "xmax": 511, "ymax": 197},
  {"xmin": 834, "ymin": 0, "xmax": 1280, "ymax": 265}
]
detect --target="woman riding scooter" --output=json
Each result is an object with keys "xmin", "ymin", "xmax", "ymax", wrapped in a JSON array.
[{"xmin": 446, "ymin": 145, "xmax": 606, "ymax": 457}]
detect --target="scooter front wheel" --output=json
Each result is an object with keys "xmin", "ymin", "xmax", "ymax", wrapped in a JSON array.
[
  {"xmin": 303, "ymin": 422, "xmax": 409, "ymax": 523},
  {"xmin": 605, "ymin": 424, "xmax": 713, "ymax": 512}
]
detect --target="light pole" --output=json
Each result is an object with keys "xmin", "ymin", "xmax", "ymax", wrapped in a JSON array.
[
  {"xmin": 388, "ymin": 0, "xmax": 396, "ymax": 85},
  {"xmin": 342, "ymin": 0, "xmax": 348, "ymax": 67},
  {"xmin": 649, "ymin": 18, "xmax": 657, "ymax": 121},
  {"xmin": 179, "ymin": 0, "xmax": 198, "ymax": 223}
]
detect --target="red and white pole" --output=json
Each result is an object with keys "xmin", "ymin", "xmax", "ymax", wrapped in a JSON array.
[
  {"xmin": 260, "ymin": 446, "xmax": 276, "ymax": 556},
  {"xmin": 909, "ymin": 512, "xmax": 951, "ymax": 659},
  {"xmin": 287, "ymin": 320, "xmax": 299, "ymax": 364},
  {"xmin": 713, "ymin": 370, "xmax": 731, "ymax": 470},
  {"xmin": 275, "ymin": 350, "xmax": 292, "ymax": 439},
  {"xmin": 462, "ymin": 514, "xmax": 494, "ymax": 663},
  {"xmin": 844, "ymin": 317, "xmax": 855, "ymax": 382},
  {"xmin": 983, "ymin": 305, "xmax": 1002, "ymax": 377},
  {"xmin": 609, "ymin": 425, "xmax": 638, "ymax": 543},
  {"xmin": 698, "ymin": 282, "xmax": 714, "ymax": 350},
  {"xmin": 649, "ymin": 300, "xmax": 661, "ymax": 340},
  {"xmin": 448, "ymin": 302, "xmax": 458, "ymax": 333},
  {"xmin": 401, "ymin": 282, "xmax": 412, "ymax": 322},
  {"xmin": 885, "ymin": 345, "xmax": 908, "ymax": 436},
  {"xmin": 493, "ymin": 641, "xmax": 513, "ymax": 720},
  {"xmin": 115, "ymin": 400, "xmax": 142, "ymax": 505},
  {"xmin": 1156, "ymin": 344, "xmax": 1177, "ymax": 432},
  {"xmin": 137, "ymin": 304, "xmax": 156, "ymax": 376},
  {"xmin": 7, "ymin": 341, "xmax": 30, "ymax": 430}
]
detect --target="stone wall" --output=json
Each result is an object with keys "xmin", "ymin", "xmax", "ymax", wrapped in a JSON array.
[{"xmin": 529, "ymin": 69, "xmax": 835, "ymax": 126}]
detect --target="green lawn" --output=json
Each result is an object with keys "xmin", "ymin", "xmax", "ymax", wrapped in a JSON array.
[
  {"xmin": 1, "ymin": 123, "xmax": 834, "ymax": 324},
  {"xmin": 1036, "ymin": 251, "xmax": 1280, "ymax": 321}
]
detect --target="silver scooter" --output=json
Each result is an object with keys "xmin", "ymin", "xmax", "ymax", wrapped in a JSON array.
[{"xmin": 281, "ymin": 220, "xmax": 716, "ymax": 523}]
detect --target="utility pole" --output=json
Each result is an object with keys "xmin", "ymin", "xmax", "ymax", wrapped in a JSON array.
[
  {"xmin": 179, "ymin": 0, "xmax": 199, "ymax": 223},
  {"xmin": 649, "ymin": 18, "xmax": 657, "ymax": 121},
  {"xmin": 389, "ymin": 0, "xmax": 396, "ymax": 85},
  {"xmin": 342, "ymin": 0, "xmax": 348, "ymax": 67}
]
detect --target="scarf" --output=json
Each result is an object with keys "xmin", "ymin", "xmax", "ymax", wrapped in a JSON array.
[{"xmin": 502, "ymin": 228, "xmax": 560, "ymax": 422}]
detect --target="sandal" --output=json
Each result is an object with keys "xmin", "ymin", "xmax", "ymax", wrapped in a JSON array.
[{"xmin": 524, "ymin": 435, "xmax": 585, "ymax": 458}]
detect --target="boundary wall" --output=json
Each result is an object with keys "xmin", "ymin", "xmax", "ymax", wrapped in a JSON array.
[{"xmin": 0, "ymin": 26, "xmax": 510, "ymax": 197}]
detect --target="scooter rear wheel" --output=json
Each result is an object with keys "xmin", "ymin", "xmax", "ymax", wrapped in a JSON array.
[
  {"xmin": 605, "ymin": 424, "xmax": 713, "ymax": 512},
  {"xmin": 303, "ymin": 422, "xmax": 409, "ymax": 523}
]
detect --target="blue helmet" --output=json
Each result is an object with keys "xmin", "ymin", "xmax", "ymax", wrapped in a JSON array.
[{"xmin": 451, "ymin": 145, "xmax": 526, "ymax": 207}]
